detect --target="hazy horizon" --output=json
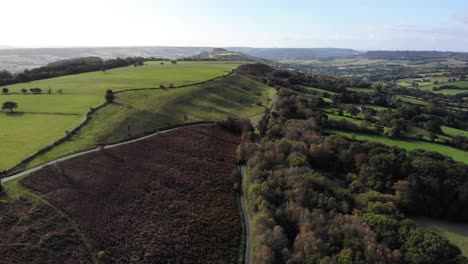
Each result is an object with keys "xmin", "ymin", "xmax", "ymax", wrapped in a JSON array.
[{"xmin": 2, "ymin": 0, "xmax": 468, "ymax": 52}]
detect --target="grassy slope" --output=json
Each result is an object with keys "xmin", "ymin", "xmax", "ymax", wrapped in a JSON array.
[
  {"xmin": 0, "ymin": 61, "xmax": 241, "ymax": 171},
  {"xmin": 413, "ymin": 217, "xmax": 468, "ymax": 257},
  {"xmin": 346, "ymin": 87, "xmax": 375, "ymax": 93},
  {"xmin": 396, "ymin": 95, "xmax": 429, "ymax": 106},
  {"xmin": 442, "ymin": 126, "xmax": 468, "ymax": 137},
  {"xmin": 303, "ymin": 86, "xmax": 337, "ymax": 95},
  {"xmin": 398, "ymin": 78, "xmax": 468, "ymax": 95},
  {"xmin": 4, "ymin": 61, "xmax": 241, "ymax": 95},
  {"xmin": 27, "ymin": 74, "xmax": 275, "ymax": 168},
  {"xmin": 332, "ymin": 130, "xmax": 468, "ymax": 163}
]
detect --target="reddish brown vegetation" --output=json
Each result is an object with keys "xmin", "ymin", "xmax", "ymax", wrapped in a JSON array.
[
  {"xmin": 0, "ymin": 199, "xmax": 91, "ymax": 264},
  {"xmin": 22, "ymin": 126, "xmax": 241, "ymax": 263}
]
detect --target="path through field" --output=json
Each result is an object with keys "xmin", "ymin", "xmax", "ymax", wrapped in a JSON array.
[{"xmin": 1, "ymin": 123, "xmax": 213, "ymax": 184}]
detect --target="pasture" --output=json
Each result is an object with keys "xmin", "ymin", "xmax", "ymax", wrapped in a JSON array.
[
  {"xmin": 346, "ymin": 87, "xmax": 375, "ymax": 93},
  {"xmin": 442, "ymin": 126, "xmax": 468, "ymax": 137},
  {"xmin": 0, "ymin": 61, "xmax": 242, "ymax": 171},
  {"xmin": 26, "ymin": 73, "xmax": 275, "ymax": 169},
  {"xmin": 331, "ymin": 130, "xmax": 468, "ymax": 163},
  {"xmin": 396, "ymin": 95, "xmax": 429, "ymax": 106}
]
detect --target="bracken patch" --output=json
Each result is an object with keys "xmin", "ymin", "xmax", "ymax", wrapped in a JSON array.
[{"xmin": 22, "ymin": 125, "xmax": 241, "ymax": 263}]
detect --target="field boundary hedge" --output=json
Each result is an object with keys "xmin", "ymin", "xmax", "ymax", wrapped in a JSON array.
[{"xmin": 2, "ymin": 65, "xmax": 241, "ymax": 177}]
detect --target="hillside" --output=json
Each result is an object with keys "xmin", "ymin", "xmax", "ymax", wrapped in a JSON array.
[
  {"xmin": 232, "ymin": 47, "xmax": 362, "ymax": 60},
  {"xmin": 0, "ymin": 46, "xmax": 213, "ymax": 72},
  {"xmin": 0, "ymin": 61, "xmax": 244, "ymax": 172},
  {"xmin": 15, "ymin": 125, "xmax": 241, "ymax": 263},
  {"xmin": 192, "ymin": 48, "xmax": 269, "ymax": 63},
  {"xmin": 24, "ymin": 72, "xmax": 274, "ymax": 170},
  {"xmin": 361, "ymin": 50, "xmax": 468, "ymax": 61}
]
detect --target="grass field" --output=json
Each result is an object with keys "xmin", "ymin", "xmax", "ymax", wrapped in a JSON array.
[
  {"xmin": 442, "ymin": 126, "xmax": 468, "ymax": 137},
  {"xmin": 26, "ymin": 73, "xmax": 275, "ymax": 169},
  {"xmin": 396, "ymin": 95, "xmax": 429, "ymax": 106},
  {"xmin": 303, "ymin": 86, "xmax": 337, "ymax": 95},
  {"xmin": 331, "ymin": 130, "xmax": 468, "ymax": 163},
  {"xmin": 0, "ymin": 61, "xmax": 242, "ymax": 171},
  {"xmin": 4, "ymin": 61, "xmax": 241, "ymax": 95},
  {"xmin": 346, "ymin": 87, "xmax": 375, "ymax": 93},
  {"xmin": 434, "ymin": 89, "xmax": 468, "ymax": 95},
  {"xmin": 413, "ymin": 217, "xmax": 468, "ymax": 257},
  {"xmin": 397, "ymin": 78, "xmax": 468, "ymax": 95}
]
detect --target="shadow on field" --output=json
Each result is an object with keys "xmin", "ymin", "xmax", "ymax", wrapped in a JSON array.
[{"xmin": 2, "ymin": 111, "xmax": 25, "ymax": 116}]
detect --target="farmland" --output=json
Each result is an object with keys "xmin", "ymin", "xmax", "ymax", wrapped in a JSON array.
[
  {"xmin": 20, "ymin": 125, "xmax": 242, "ymax": 263},
  {"xmin": 25, "ymin": 73, "xmax": 275, "ymax": 169},
  {"xmin": 331, "ymin": 130, "xmax": 468, "ymax": 162},
  {"xmin": 0, "ymin": 61, "xmax": 243, "ymax": 171},
  {"xmin": 442, "ymin": 125, "xmax": 468, "ymax": 137}
]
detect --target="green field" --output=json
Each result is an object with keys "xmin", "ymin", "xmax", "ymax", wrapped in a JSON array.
[
  {"xmin": 396, "ymin": 95, "xmax": 429, "ymax": 106},
  {"xmin": 425, "ymin": 81, "xmax": 468, "ymax": 91},
  {"xmin": 434, "ymin": 88, "xmax": 468, "ymax": 95},
  {"xmin": 0, "ymin": 61, "xmax": 242, "ymax": 171},
  {"xmin": 26, "ymin": 73, "xmax": 275, "ymax": 169},
  {"xmin": 346, "ymin": 87, "xmax": 375, "ymax": 93},
  {"xmin": 304, "ymin": 86, "xmax": 337, "ymax": 95},
  {"xmin": 413, "ymin": 217, "xmax": 468, "ymax": 257},
  {"xmin": 397, "ymin": 78, "xmax": 468, "ymax": 95},
  {"xmin": 332, "ymin": 130, "xmax": 468, "ymax": 163},
  {"xmin": 4, "ymin": 61, "xmax": 241, "ymax": 95},
  {"xmin": 326, "ymin": 112, "xmax": 363, "ymax": 124},
  {"xmin": 442, "ymin": 126, "xmax": 468, "ymax": 137}
]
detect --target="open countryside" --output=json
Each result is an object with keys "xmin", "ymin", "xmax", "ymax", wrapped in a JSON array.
[
  {"xmin": 1, "ymin": 1, "xmax": 468, "ymax": 263},
  {"xmin": 0, "ymin": 61, "xmax": 244, "ymax": 171}
]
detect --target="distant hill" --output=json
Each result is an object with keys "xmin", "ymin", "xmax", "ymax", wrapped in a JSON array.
[
  {"xmin": 0, "ymin": 46, "xmax": 213, "ymax": 72},
  {"xmin": 191, "ymin": 48, "xmax": 270, "ymax": 63},
  {"xmin": 361, "ymin": 50, "xmax": 468, "ymax": 61},
  {"xmin": 230, "ymin": 47, "xmax": 363, "ymax": 60}
]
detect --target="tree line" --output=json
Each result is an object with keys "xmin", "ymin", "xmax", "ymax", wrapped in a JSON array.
[
  {"xmin": 230, "ymin": 64, "xmax": 468, "ymax": 263},
  {"xmin": 237, "ymin": 88, "xmax": 468, "ymax": 263}
]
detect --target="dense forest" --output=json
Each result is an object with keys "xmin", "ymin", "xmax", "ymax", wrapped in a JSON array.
[{"xmin": 234, "ymin": 64, "xmax": 468, "ymax": 263}]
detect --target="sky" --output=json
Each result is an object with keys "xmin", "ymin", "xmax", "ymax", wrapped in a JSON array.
[{"xmin": 3, "ymin": 0, "xmax": 468, "ymax": 51}]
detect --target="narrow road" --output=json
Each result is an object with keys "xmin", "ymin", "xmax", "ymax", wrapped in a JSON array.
[
  {"xmin": 2, "ymin": 121, "xmax": 253, "ymax": 263},
  {"xmin": 240, "ymin": 165, "xmax": 251, "ymax": 264},
  {"xmin": 1, "ymin": 123, "xmax": 213, "ymax": 183}
]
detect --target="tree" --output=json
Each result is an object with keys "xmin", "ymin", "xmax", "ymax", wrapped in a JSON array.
[
  {"xmin": 345, "ymin": 105, "xmax": 360, "ymax": 117},
  {"xmin": 2, "ymin": 101, "xmax": 18, "ymax": 112},
  {"xmin": 21, "ymin": 88, "xmax": 27, "ymax": 94},
  {"xmin": 29, "ymin": 88, "xmax": 42, "ymax": 94},
  {"xmin": 105, "ymin": 89, "xmax": 115, "ymax": 103},
  {"xmin": 2, "ymin": 87, "xmax": 8, "ymax": 94}
]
